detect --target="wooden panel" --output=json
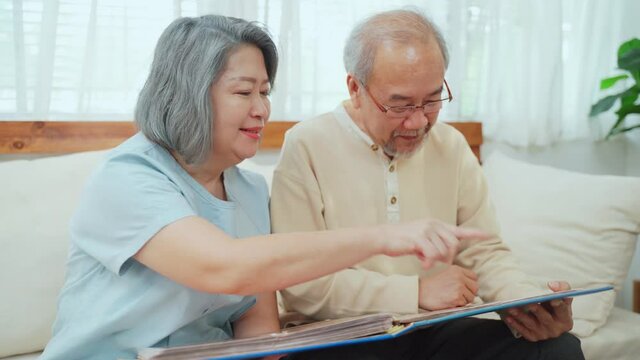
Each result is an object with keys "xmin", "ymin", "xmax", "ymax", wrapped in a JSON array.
[
  {"xmin": 261, "ymin": 121, "xmax": 295, "ymax": 149},
  {"xmin": 0, "ymin": 121, "xmax": 482, "ymax": 159},
  {"xmin": 0, "ymin": 121, "xmax": 137, "ymax": 154},
  {"xmin": 449, "ymin": 122, "xmax": 483, "ymax": 160}
]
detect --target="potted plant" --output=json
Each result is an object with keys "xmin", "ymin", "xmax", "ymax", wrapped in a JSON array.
[{"xmin": 590, "ymin": 38, "xmax": 640, "ymax": 138}]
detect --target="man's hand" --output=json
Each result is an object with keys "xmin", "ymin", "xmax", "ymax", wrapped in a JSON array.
[
  {"xmin": 502, "ymin": 281, "xmax": 574, "ymax": 342},
  {"xmin": 418, "ymin": 265, "xmax": 479, "ymax": 310}
]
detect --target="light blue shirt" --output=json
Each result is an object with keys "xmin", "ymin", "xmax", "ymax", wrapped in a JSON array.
[{"xmin": 40, "ymin": 133, "xmax": 270, "ymax": 360}]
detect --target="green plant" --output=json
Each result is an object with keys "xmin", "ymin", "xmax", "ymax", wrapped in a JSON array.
[{"xmin": 590, "ymin": 38, "xmax": 640, "ymax": 138}]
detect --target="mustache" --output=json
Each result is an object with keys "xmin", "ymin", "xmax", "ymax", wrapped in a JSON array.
[
  {"xmin": 392, "ymin": 123, "xmax": 432, "ymax": 138},
  {"xmin": 392, "ymin": 130, "xmax": 420, "ymax": 137}
]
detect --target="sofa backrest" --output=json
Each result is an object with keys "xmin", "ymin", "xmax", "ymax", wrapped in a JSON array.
[{"xmin": 0, "ymin": 150, "xmax": 110, "ymax": 357}]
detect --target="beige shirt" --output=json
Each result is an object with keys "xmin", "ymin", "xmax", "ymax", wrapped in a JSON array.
[{"xmin": 271, "ymin": 103, "xmax": 541, "ymax": 320}]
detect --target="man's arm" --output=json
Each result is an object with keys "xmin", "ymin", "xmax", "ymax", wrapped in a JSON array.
[
  {"xmin": 451, "ymin": 132, "xmax": 574, "ymax": 339},
  {"xmin": 453, "ymin": 134, "xmax": 542, "ymax": 301},
  {"xmin": 270, "ymin": 137, "xmax": 420, "ymax": 319}
]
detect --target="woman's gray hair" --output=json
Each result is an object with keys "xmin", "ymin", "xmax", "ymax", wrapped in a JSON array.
[
  {"xmin": 343, "ymin": 8, "xmax": 449, "ymax": 85},
  {"xmin": 135, "ymin": 15, "xmax": 278, "ymax": 164}
]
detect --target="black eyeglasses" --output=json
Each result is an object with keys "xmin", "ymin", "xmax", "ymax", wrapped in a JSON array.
[{"xmin": 362, "ymin": 79, "xmax": 453, "ymax": 119}]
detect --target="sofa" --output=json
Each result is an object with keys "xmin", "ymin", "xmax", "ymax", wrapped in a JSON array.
[{"xmin": 1, "ymin": 130, "xmax": 639, "ymax": 359}]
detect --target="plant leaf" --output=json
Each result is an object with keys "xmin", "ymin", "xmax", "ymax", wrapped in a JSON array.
[
  {"xmin": 618, "ymin": 38, "xmax": 640, "ymax": 59},
  {"xmin": 620, "ymin": 86, "xmax": 639, "ymax": 107},
  {"xmin": 600, "ymin": 74, "xmax": 629, "ymax": 89},
  {"xmin": 590, "ymin": 95, "xmax": 619, "ymax": 116},
  {"xmin": 615, "ymin": 104, "xmax": 640, "ymax": 119},
  {"xmin": 618, "ymin": 48, "xmax": 640, "ymax": 71},
  {"xmin": 606, "ymin": 115, "xmax": 627, "ymax": 139},
  {"xmin": 616, "ymin": 124, "xmax": 640, "ymax": 134}
]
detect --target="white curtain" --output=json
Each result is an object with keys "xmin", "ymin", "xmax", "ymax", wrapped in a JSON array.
[
  {"xmin": 1, "ymin": 0, "xmax": 637, "ymax": 146},
  {"xmin": 446, "ymin": 0, "xmax": 632, "ymax": 146}
]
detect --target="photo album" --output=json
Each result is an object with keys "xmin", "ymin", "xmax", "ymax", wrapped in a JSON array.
[{"xmin": 138, "ymin": 285, "xmax": 613, "ymax": 360}]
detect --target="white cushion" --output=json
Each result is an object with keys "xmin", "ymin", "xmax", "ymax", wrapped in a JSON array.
[
  {"xmin": 483, "ymin": 151, "xmax": 640, "ymax": 337},
  {"xmin": 0, "ymin": 150, "xmax": 108, "ymax": 357},
  {"xmin": 580, "ymin": 307, "xmax": 640, "ymax": 360}
]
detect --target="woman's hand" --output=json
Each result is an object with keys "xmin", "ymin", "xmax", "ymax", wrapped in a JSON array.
[{"xmin": 378, "ymin": 219, "xmax": 491, "ymax": 270}]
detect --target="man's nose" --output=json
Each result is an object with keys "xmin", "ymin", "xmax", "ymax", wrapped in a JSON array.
[{"xmin": 403, "ymin": 108, "xmax": 429, "ymax": 129}]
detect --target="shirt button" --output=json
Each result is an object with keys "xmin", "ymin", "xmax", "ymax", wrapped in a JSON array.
[
  {"xmin": 389, "ymin": 165, "xmax": 395, "ymax": 172},
  {"xmin": 371, "ymin": 144, "xmax": 379, "ymax": 151},
  {"xmin": 390, "ymin": 196, "xmax": 397, "ymax": 205}
]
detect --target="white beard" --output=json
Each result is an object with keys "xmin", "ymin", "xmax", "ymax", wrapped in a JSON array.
[{"xmin": 382, "ymin": 124, "xmax": 432, "ymax": 159}]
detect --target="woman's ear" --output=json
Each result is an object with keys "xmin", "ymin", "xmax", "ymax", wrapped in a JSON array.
[{"xmin": 346, "ymin": 74, "xmax": 362, "ymax": 109}]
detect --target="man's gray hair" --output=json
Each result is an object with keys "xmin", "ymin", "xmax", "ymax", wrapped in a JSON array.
[
  {"xmin": 135, "ymin": 15, "xmax": 278, "ymax": 164},
  {"xmin": 343, "ymin": 8, "xmax": 449, "ymax": 85}
]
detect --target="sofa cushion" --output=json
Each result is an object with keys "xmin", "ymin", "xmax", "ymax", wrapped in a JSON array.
[
  {"xmin": 580, "ymin": 307, "xmax": 640, "ymax": 360},
  {"xmin": 0, "ymin": 150, "xmax": 108, "ymax": 358},
  {"xmin": 483, "ymin": 151, "xmax": 640, "ymax": 337}
]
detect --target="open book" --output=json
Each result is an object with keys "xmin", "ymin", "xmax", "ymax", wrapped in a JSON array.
[{"xmin": 138, "ymin": 285, "xmax": 612, "ymax": 360}]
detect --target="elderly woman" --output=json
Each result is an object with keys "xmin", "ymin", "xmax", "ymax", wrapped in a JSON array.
[{"xmin": 40, "ymin": 15, "xmax": 485, "ymax": 360}]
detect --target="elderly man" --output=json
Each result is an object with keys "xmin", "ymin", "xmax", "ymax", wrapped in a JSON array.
[{"xmin": 272, "ymin": 8, "xmax": 584, "ymax": 360}]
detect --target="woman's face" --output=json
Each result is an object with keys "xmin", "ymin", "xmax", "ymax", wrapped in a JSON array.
[{"xmin": 210, "ymin": 45, "xmax": 271, "ymax": 165}]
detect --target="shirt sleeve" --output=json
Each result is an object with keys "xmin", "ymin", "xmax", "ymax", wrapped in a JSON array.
[
  {"xmin": 70, "ymin": 153, "xmax": 196, "ymax": 275},
  {"xmin": 452, "ymin": 134, "xmax": 543, "ymax": 301},
  {"xmin": 270, "ymin": 132, "xmax": 419, "ymax": 319}
]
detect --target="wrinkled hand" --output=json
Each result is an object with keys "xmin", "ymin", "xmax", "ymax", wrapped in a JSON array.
[
  {"xmin": 419, "ymin": 265, "xmax": 479, "ymax": 310},
  {"xmin": 502, "ymin": 281, "xmax": 574, "ymax": 342},
  {"xmin": 380, "ymin": 219, "xmax": 491, "ymax": 270}
]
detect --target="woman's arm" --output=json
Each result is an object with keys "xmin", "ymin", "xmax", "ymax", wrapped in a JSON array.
[
  {"xmin": 232, "ymin": 292, "xmax": 280, "ymax": 339},
  {"xmin": 134, "ymin": 215, "xmax": 489, "ymax": 295}
]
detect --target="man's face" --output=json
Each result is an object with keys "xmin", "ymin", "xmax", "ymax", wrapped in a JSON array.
[{"xmin": 357, "ymin": 41, "xmax": 446, "ymax": 158}]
